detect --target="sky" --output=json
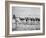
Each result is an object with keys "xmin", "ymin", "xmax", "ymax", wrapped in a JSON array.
[{"xmin": 12, "ymin": 7, "xmax": 40, "ymax": 18}]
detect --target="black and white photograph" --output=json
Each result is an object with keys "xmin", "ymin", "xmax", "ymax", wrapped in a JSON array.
[{"xmin": 12, "ymin": 7, "xmax": 40, "ymax": 31}]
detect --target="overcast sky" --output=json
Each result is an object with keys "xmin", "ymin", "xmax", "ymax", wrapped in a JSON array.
[{"xmin": 12, "ymin": 7, "xmax": 40, "ymax": 18}]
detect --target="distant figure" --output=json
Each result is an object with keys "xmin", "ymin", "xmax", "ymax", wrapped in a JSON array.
[
  {"xmin": 35, "ymin": 18, "xmax": 40, "ymax": 21},
  {"xmin": 13, "ymin": 14, "xmax": 18, "ymax": 24},
  {"xmin": 19, "ymin": 17, "xmax": 26, "ymax": 24},
  {"xmin": 25, "ymin": 17, "xmax": 29, "ymax": 22},
  {"xmin": 19, "ymin": 18, "xmax": 25, "ymax": 21},
  {"xmin": 35, "ymin": 18, "xmax": 40, "ymax": 25},
  {"xmin": 13, "ymin": 15, "xmax": 16, "ymax": 19},
  {"xmin": 30, "ymin": 18, "xmax": 35, "ymax": 21},
  {"xmin": 12, "ymin": 15, "xmax": 17, "ymax": 31}
]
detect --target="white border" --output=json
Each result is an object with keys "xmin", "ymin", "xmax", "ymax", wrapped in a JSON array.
[{"xmin": 9, "ymin": 4, "xmax": 43, "ymax": 34}]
